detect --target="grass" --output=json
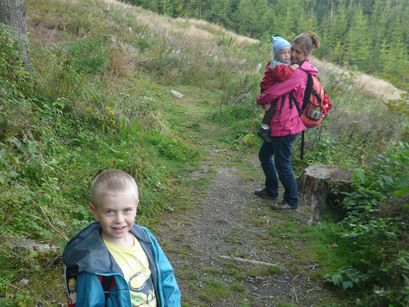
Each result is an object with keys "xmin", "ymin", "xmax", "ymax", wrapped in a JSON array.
[
  {"xmin": 200, "ymin": 278, "xmax": 230, "ymax": 301},
  {"xmin": 1, "ymin": 0, "xmax": 407, "ymax": 305}
]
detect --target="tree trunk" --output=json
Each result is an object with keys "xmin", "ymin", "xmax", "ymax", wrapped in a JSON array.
[
  {"xmin": 298, "ymin": 165, "xmax": 353, "ymax": 225},
  {"xmin": 0, "ymin": 0, "xmax": 29, "ymax": 66}
]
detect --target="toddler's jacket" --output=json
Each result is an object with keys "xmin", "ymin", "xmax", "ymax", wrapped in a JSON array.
[{"xmin": 257, "ymin": 60, "xmax": 319, "ymax": 136}]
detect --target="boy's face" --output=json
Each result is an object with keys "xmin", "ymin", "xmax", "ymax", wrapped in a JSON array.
[
  {"xmin": 91, "ymin": 190, "xmax": 138, "ymax": 246},
  {"xmin": 277, "ymin": 47, "xmax": 291, "ymax": 64}
]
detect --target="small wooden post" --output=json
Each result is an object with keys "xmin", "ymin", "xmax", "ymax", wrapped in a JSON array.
[{"xmin": 298, "ymin": 165, "xmax": 353, "ymax": 225}]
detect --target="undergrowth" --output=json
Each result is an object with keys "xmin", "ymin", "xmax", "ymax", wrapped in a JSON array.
[
  {"xmin": 207, "ymin": 20, "xmax": 409, "ymax": 307},
  {"xmin": 1, "ymin": 0, "xmax": 408, "ymax": 305},
  {"xmin": 1, "ymin": 0, "xmax": 263, "ymax": 304},
  {"xmin": 0, "ymin": 5, "xmax": 203, "ymax": 304},
  {"xmin": 321, "ymin": 144, "xmax": 409, "ymax": 306}
]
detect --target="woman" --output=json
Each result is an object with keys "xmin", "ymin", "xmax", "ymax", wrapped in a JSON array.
[{"xmin": 254, "ymin": 32, "xmax": 320, "ymax": 210}]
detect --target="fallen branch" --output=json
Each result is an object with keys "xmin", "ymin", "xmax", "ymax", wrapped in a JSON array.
[
  {"xmin": 36, "ymin": 202, "xmax": 69, "ymax": 241},
  {"xmin": 292, "ymin": 286, "xmax": 298, "ymax": 304},
  {"xmin": 217, "ymin": 255, "xmax": 280, "ymax": 267},
  {"xmin": 306, "ymin": 287, "xmax": 323, "ymax": 293}
]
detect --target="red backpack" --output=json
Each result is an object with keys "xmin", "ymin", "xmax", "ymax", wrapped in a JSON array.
[
  {"xmin": 289, "ymin": 72, "xmax": 333, "ymax": 159},
  {"xmin": 291, "ymin": 73, "xmax": 332, "ymax": 128},
  {"xmin": 65, "ymin": 267, "xmax": 115, "ymax": 306}
]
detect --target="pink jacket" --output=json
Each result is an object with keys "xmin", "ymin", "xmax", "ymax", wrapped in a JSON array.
[{"xmin": 257, "ymin": 60, "xmax": 319, "ymax": 136}]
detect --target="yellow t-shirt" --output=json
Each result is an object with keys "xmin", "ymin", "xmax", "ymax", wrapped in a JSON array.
[{"xmin": 104, "ymin": 237, "xmax": 157, "ymax": 307}]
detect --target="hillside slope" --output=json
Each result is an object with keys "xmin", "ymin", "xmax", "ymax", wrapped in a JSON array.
[
  {"xmin": 103, "ymin": 0, "xmax": 405, "ymax": 102},
  {"xmin": 312, "ymin": 58, "xmax": 405, "ymax": 101},
  {"xmin": 0, "ymin": 0, "xmax": 406, "ymax": 305}
]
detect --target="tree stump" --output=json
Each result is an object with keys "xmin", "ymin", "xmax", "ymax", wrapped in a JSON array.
[{"xmin": 298, "ymin": 165, "xmax": 353, "ymax": 225}]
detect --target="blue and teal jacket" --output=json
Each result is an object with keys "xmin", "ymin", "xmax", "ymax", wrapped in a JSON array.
[{"xmin": 63, "ymin": 222, "xmax": 181, "ymax": 306}]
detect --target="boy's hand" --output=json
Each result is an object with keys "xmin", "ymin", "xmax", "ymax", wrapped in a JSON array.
[
  {"xmin": 262, "ymin": 104, "xmax": 271, "ymax": 111},
  {"xmin": 290, "ymin": 64, "xmax": 299, "ymax": 70}
]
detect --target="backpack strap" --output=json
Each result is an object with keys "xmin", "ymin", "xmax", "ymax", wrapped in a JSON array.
[
  {"xmin": 98, "ymin": 275, "xmax": 115, "ymax": 303},
  {"xmin": 300, "ymin": 130, "xmax": 305, "ymax": 160},
  {"xmin": 287, "ymin": 92, "xmax": 305, "ymax": 160},
  {"xmin": 303, "ymin": 73, "xmax": 314, "ymax": 112},
  {"xmin": 289, "ymin": 71, "xmax": 314, "ymax": 115},
  {"xmin": 65, "ymin": 266, "xmax": 78, "ymax": 307},
  {"xmin": 289, "ymin": 92, "xmax": 301, "ymax": 116},
  {"xmin": 269, "ymin": 98, "xmax": 279, "ymax": 118},
  {"xmin": 65, "ymin": 267, "xmax": 115, "ymax": 306}
]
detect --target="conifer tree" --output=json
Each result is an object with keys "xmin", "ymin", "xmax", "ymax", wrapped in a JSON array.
[
  {"xmin": 400, "ymin": 4, "xmax": 409, "ymax": 49},
  {"xmin": 234, "ymin": 0, "xmax": 269, "ymax": 37},
  {"xmin": 268, "ymin": 0, "xmax": 303, "ymax": 39},
  {"xmin": 305, "ymin": 15, "xmax": 319, "ymax": 34},
  {"xmin": 317, "ymin": 16, "xmax": 332, "ymax": 59},
  {"xmin": 130, "ymin": 0, "xmax": 157, "ymax": 12},
  {"xmin": 384, "ymin": 15, "xmax": 406, "ymax": 78},
  {"xmin": 196, "ymin": 0, "xmax": 212, "ymax": 19},
  {"xmin": 120, "ymin": 0, "xmax": 409, "ymax": 84},
  {"xmin": 206, "ymin": 0, "xmax": 231, "ymax": 26},
  {"xmin": 330, "ymin": 2, "xmax": 349, "ymax": 65},
  {"xmin": 379, "ymin": 39, "xmax": 389, "ymax": 74},
  {"xmin": 290, "ymin": 0, "xmax": 308, "ymax": 36},
  {"xmin": 234, "ymin": 0, "xmax": 255, "ymax": 36},
  {"xmin": 368, "ymin": 0, "xmax": 392, "ymax": 72},
  {"xmin": 346, "ymin": 7, "xmax": 370, "ymax": 69}
]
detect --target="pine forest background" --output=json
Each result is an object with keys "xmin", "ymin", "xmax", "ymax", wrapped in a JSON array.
[{"xmin": 127, "ymin": 0, "xmax": 409, "ymax": 91}]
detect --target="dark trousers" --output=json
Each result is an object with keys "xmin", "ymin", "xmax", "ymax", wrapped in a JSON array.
[{"xmin": 258, "ymin": 134, "xmax": 299, "ymax": 206}]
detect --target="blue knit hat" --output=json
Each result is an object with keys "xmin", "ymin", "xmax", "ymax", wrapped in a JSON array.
[{"xmin": 272, "ymin": 36, "xmax": 291, "ymax": 59}]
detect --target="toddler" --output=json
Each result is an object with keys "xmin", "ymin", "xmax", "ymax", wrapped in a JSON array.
[{"xmin": 258, "ymin": 36, "xmax": 296, "ymax": 142}]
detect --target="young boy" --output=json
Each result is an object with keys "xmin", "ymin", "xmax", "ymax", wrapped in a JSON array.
[
  {"xmin": 257, "ymin": 36, "xmax": 296, "ymax": 143},
  {"xmin": 63, "ymin": 169, "xmax": 181, "ymax": 307}
]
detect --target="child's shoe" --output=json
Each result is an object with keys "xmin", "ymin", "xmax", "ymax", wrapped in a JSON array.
[{"xmin": 257, "ymin": 127, "xmax": 272, "ymax": 143}]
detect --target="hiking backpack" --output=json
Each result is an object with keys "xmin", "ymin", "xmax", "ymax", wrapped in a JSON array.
[
  {"xmin": 65, "ymin": 267, "xmax": 115, "ymax": 307},
  {"xmin": 289, "ymin": 72, "xmax": 333, "ymax": 159},
  {"xmin": 291, "ymin": 73, "xmax": 332, "ymax": 128}
]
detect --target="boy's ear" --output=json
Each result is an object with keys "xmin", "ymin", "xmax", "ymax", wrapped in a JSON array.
[{"xmin": 90, "ymin": 203, "xmax": 99, "ymax": 220}]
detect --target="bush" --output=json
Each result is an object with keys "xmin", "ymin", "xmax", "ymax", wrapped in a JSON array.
[
  {"xmin": 324, "ymin": 143, "xmax": 409, "ymax": 306},
  {"xmin": 0, "ymin": 25, "xmax": 34, "ymax": 141}
]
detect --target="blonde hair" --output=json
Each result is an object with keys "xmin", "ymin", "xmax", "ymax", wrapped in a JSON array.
[
  {"xmin": 292, "ymin": 32, "xmax": 320, "ymax": 56},
  {"xmin": 91, "ymin": 169, "xmax": 138, "ymax": 207}
]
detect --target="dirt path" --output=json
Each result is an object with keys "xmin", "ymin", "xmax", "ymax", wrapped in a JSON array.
[
  {"xmin": 158, "ymin": 150, "xmax": 336, "ymax": 306},
  {"xmin": 154, "ymin": 86, "xmax": 340, "ymax": 305}
]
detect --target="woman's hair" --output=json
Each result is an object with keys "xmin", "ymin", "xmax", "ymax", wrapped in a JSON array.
[
  {"xmin": 292, "ymin": 32, "xmax": 320, "ymax": 56},
  {"xmin": 91, "ymin": 169, "xmax": 138, "ymax": 207}
]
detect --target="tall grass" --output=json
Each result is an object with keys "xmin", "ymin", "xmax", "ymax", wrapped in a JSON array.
[
  {"xmin": 1, "ymin": 0, "xmax": 265, "ymax": 304},
  {"xmin": 1, "ymin": 0, "xmax": 407, "ymax": 305}
]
